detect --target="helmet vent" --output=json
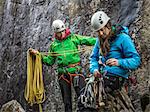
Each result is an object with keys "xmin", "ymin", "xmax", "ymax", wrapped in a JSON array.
[
  {"xmin": 100, "ymin": 21, "xmax": 103, "ymax": 24},
  {"xmin": 91, "ymin": 11, "xmax": 110, "ymax": 31},
  {"xmin": 99, "ymin": 14, "xmax": 103, "ymax": 24}
]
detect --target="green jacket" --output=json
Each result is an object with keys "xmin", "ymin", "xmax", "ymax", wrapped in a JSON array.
[{"xmin": 42, "ymin": 33, "xmax": 96, "ymax": 74}]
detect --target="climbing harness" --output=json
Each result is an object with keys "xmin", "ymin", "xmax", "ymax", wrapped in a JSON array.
[
  {"xmin": 58, "ymin": 62, "xmax": 85, "ymax": 85},
  {"xmin": 59, "ymin": 72, "xmax": 84, "ymax": 85},
  {"xmin": 24, "ymin": 49, "xmax": 45, "ymax": 112}
]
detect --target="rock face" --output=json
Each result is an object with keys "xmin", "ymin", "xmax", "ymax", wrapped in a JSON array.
[
  {"xmin": 0, "ymin": 0, "xmax": 149, "ymax": 112},
  {"xmin": 0, "ymin": 100, "xmax": 25, "ymax": 112}
]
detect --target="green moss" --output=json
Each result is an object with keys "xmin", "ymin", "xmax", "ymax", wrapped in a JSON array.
[
  {"xmin": 0, "ymin": 0, "xmax": 5, "ymax": 12},
  {"xmin": 0, "ymin": 0, "xmax": 5, "ymax": 6}
]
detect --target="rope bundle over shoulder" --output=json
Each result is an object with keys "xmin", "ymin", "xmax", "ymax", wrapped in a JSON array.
[{"xmin": 24, "ymin": 49, "xmax": 45, "ymax": 112}]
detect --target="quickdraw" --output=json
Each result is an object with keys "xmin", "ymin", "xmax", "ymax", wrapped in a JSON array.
[
  {"xmin": 80, "ymin": 75, "xmax": 106, "ymax": 109},
  {"xmin": 80, "ymin": 76, "xmax": 96, "ymax": 108}
]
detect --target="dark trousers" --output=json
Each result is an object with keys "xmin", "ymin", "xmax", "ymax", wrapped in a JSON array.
[
  {"xmin": 103, "ymin": 75, "xmax": 125, "ymax": 93},
  {"xmin": 59, "ymin": 74, "xmax": 85, "ymax": 112}
]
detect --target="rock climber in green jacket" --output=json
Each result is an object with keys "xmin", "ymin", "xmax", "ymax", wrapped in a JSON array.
[{"xmin": 30, "ymin": 19, "xmax": 96, "ymax": 112}]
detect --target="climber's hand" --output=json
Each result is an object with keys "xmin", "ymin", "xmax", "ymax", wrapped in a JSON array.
[
  {"xmin": 93, "ymin": 70, "xmax": 102, "ymax": 78},
  {"xmin": 106, "ymin": 58, "xmax": 119, "ymax": 66},
  {"xmin": 29, "ymin": 48, "xmax": 39, "ymax": 55}
]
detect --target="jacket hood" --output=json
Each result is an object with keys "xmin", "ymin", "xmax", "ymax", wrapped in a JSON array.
[
  {"xmin": 114, "ymin": 25, "xmax": 129, "ymax": 35},
  {"xmin": 120, "ymin": 26, "xmax": 129, "ymax": 34},
  {"xmin": 54, "ymin": 28, "xmax": 71, "ymax": 41}
]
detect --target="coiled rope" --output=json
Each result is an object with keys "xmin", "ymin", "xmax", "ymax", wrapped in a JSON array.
[
  {"xmin": 24, "ymin": 49, "xmax": 45, "ymax": 112},
  {"xmin": 24, "ymin": 46, "xmax": 93, "ymax": 111}
]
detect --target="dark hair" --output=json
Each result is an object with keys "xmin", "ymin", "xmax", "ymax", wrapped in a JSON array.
[{"xmin": 99, "ymin": 21, "xmax": 116, "ymax": 56}]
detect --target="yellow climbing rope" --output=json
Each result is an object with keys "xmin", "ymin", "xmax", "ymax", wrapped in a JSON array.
[
  {"xmin": 40, "ymin": 46, "xmax": 93, "ymax": 56},
  {"xmin": 24, "ymin": 49, "xmax": 45, "ymax": 112},
  {"xmin": 24, "ymin": 46, "xmax": 92, "ymax": 111}
]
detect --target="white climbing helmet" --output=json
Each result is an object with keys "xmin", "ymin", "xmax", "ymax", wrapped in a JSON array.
[
  {"xmin": 91, "ymin": 11, "xmax": 110, "ymax": 31},
  {"xmin": 52, "ymin": 19, "xmax": 66, "ymax": 33}
]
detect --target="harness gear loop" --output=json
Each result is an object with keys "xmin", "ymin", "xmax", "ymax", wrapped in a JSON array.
[{"xmin": 25, "ymin": 49, "xmax": 45, "ymax": 112}]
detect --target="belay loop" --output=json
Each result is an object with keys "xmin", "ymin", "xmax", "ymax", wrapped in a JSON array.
[{"xmin": 24, "ymin": 49, "xmax": 45, "ymax": 112}]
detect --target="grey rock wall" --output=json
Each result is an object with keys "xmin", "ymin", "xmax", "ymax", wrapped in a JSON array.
[
  {"xmin": 0, "ymin": 0, "xmax": 149, "ymax": 112},
  {"xmin": 0, "ymin": 100, "xmax": 25, "ymax": 112}
]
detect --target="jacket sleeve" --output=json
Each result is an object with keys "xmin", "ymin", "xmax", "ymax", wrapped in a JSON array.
[
  {"xmin": 118, "ymin": 34, "xmax": 141, "ymax": 70},
  {"xmin": 72, "ymin": 34, "xmax": 96, "ymax": 46},
  {"xmin": 42, "ymin": 44, "xmax": 55, "ymax": 66},
  {"xmin": 89, "ymin": 38, "xmax": 100, "ymax": 74}
]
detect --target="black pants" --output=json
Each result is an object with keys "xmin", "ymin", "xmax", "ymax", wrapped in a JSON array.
[
  {"xmin": 103, "ymin": 75, "xmax": 125, "ymax": 93},
  {"xmin": 59, "ymin": 74, "xmax": 85, "ymax": 112}
]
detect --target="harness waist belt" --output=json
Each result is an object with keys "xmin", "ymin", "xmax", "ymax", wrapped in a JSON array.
[{"xmin": 67, "ymin": 62, "xmax": 80, "ymax": 67}]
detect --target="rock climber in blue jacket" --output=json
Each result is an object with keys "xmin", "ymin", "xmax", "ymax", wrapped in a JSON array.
[{"xmin": 90, "ymin": 11, "xmax": 141, "ymax": 91}]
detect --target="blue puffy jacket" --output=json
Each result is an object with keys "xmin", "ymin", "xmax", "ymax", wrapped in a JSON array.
[{"xmin": 89, "ymin": 26, "xmax": 141, "ymax": 78}]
